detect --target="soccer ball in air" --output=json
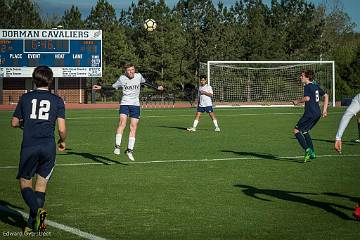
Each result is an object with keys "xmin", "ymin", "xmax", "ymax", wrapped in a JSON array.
[{"xmin": 144, "ymin": 19, "xmax": 157, "ymax": 32}]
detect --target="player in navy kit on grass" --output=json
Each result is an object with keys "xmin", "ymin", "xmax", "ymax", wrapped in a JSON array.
[
  {"xmin": 291, "ymin": 70, "xmax": 329, "ymax": 162},
  {"xmin": 11, "ymin": 66, "xmax": 67, "ymax": 233},
  {"xmin": 93, "ymin": 63, "xmax": 164, "ymax": 161}
]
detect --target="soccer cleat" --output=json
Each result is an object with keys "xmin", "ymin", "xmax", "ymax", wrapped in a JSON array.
[
  {"xmin": 309, "ymin": 149, "xmax": 316, "ymax": 159},
  {"xmin": 353, "ymin": 205, "xmax": 360, "ymax": 220},
  {"xmin": 34, "ymin": 208, "xmax": 47, "ymax": 233},
  {"xmin": 23, "ymin": 226, "xmax": 33, "ymax": 235},
  {"xmin": 187, "ymin": 127, "xmax": 196, "ymax": 132},
  {"xmin": 125, "ymin": 149, "xmax": 135, "ymax": 161},
  {"xmin": 354, "ymin": 139, "xmax": 360, "ymax": 143},
  {"xmin": 214, "ymin": 127, "xmax": 221, "ymax": 132},
  {"xmin": 114, "ymin": 145, "xmax": 121, "ymax": 155},
  {"xmin": 304, "ymin": 148, "xmax": 312, "ymax": 163}
]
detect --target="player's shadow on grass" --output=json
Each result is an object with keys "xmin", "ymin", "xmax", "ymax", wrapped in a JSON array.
[
  {"xmin": 157, "ymin": 125, "xmax": 188, "ymax": 130},
  {"xmin": 234, "ymin": 184, "xmax": 354, "ymax": 220},
  {"xmin": 62, "ymin": 151, "xmax": 128, "ymax": 165},
  {"xmin": 289, "ymin": 137, "xmax": 356, "ymax": 146},
  {"xmin": 323, "ymin": 192, "xmax": 360, "ymax": 204},
  {"xmin": 222, "ymin": 150, "xmax": 303, "ymax": 163},
  {"xmin": 0, "ymin": 200, "xmax": 26, "ymax": 229},
  {"xmin": 312, "ymin": 138, "xmax": 357, "ymax": 146}
]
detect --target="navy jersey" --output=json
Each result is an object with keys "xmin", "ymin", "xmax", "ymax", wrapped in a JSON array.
[
  {"xmin": 303, "ymin": 82, "xmax": 325, "ymax": 117},
  {"xmin": 13, "ymin": 89, "xmax": 65, "ymax": 148}
]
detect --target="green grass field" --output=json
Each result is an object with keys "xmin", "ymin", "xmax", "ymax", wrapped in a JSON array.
[{"xmin": 0, "ymin": 107, "xmax": 359, "ymax": 239}]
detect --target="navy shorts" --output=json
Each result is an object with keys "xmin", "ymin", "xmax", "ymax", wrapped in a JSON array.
[
  {"xmin": 119, "ymin": 105, "xmax": 141, "ymax": 119},
  {"xmin": 17, "ymin": 142, "xmax": 56, "ymax": 180},
  {"xmin": 197, "ymin": 106, "xmax": 214, "ymax": 113},
  {"xmin": 295, "ymin": 115, "xmax": 320, "ymax": 133}
]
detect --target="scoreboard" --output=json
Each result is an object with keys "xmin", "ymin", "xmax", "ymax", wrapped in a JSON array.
[{"xmin": 0, "ymin": 29, "xmax": 102, "ymax": 78}]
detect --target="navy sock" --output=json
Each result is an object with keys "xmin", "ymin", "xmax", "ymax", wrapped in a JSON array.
[
  {"xmin": 295, "ymin": 132, "xmax": 308, "ymax": 150},
  {"xmin": 303, "ymin": 132, "xmax": 314, "ymax": 151},
  {"xmin": 21, "ymin": 188, "xmax": 39, "ymax": 218},
  {"xmin": 35, "ymin": 191, "xmax": 46, "ymax": 208},
  {"xmin": 27, "ymin": 213, "xmax": 34, "ymax": 228}
]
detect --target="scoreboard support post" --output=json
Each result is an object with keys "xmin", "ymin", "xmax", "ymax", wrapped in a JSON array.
[
  {"xmin": 79, "ymin": 77, "xmax": 82, "ymax": 104},
  {"xmin": 0, "ymin": 78, "xmax": 3, "ymax": 104},
  {"xmin": 54, "ymin": 77, "xmax": 58, "ymax": 95},
  {"xmin": 91, "ymin": 78, "xmax": 96, "ymax": 103},
  {"xmin": 25, "ymin": 78, "xmax": 32, "ymax": 93}
]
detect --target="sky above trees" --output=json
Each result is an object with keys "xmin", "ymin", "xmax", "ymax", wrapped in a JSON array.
[{"xmin": 34, "ymin": 0, "xmax": 360, "ymax": 31}]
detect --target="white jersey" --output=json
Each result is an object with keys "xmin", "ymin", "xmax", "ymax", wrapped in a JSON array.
[
  {"xmin": 336, "ymin": 93, "xmax": 360, "ymax": 140},
  {"xmin": 198, "ymin": 84, "xmax": 213, "ymax": 107},
  {"xmin": 112, "ymin": 73, "xmax": 146, "ymax": 106}
]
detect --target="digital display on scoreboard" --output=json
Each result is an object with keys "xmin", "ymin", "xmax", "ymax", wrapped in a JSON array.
[
  {"xmin": 0, "ymin": 29, "xmax": 102, "ymax": 77},
  {"xmin": 24, "ymin": 39, "xmax": 70, "ymax": 53}
]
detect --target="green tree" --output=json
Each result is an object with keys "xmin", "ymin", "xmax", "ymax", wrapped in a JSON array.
[
  {"xmin": 2, "ymin": 0, "xmax": 42, "ymax": 28},
  {"xmin": 86, "ymin": 0, "xmax": 137, "ymax": 84},
  {"xmin": 60, "ymin": 5, "xmax": 84, "ymax": 29}
]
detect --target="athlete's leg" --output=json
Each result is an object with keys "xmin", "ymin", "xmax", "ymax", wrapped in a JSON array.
[
  {"xmin": 356, "ymin": 116, "xmax": 360, "ymax": 141},
  {"xmin": 209, "ymin": 111, "xmax": 220, "ymax": 131},
  {"xmin": 114, "ymin": 114, "xmax": 127, "ymax": 154},
  {"xmin": 125, "ymin": 118, "xmax": 139, "ymax": 161},
  {"xmin": 20, "ymin": 178, "xmax": 39, "ymax": 230}
]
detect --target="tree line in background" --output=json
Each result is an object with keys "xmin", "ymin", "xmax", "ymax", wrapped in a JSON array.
[{"xmin": 1, "ymin": 0, "xmax": 359, "ymax": 98}]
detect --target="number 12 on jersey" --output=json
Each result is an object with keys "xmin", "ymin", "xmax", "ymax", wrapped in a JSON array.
[{"xmin": 30, "ymin": 99, "xmax": 50, "ymax": 120}]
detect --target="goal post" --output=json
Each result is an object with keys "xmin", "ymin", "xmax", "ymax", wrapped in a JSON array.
[{"xmin": 201, "ymin": 61, "xmax": 336, "ymax": 107}]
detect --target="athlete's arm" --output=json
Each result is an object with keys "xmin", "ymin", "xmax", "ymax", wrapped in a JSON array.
[
  {"xmin": 93, "ymin": 77, "xmax": 124, "ymax": 91},
  {"xmin": 291, "ymin": 96, "xmax": 310, "ymax": 105},
  {"xmin": 92, "ymin": 84, "xmax": 118, "ymax": 90},
  {"xmin": 11, "ymin": 117, "xmax": 21, "ymax": 128},
  {"xmin": 335, "ymin": 95, "xmax": 360, "ymax": 153},
  {"xmin": 199, "ymin": 90, "xmax": 213, "ymax": 97},
  {"xmin": 141, "ymin": 81, "xmax": 164, "ymax": 91},
  {"xmin": 11, "ymin": 99, "xmax": 23, "ymax": 129},
  {"xmin": 57, "ymin": 118, "xmax": 67, "ymax": 151}
]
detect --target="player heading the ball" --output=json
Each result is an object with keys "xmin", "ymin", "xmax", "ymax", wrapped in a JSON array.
[
  {"xmin": 93, "ymin": 63, "xmax": 164, "ymax": 161},
  {"xmin": 187, "ymin": 75, "xmax": 220, "ymax": 132}
]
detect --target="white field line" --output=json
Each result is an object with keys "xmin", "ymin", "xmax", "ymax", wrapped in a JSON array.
[
  {"xmin": 0, "ymin": 206, "xmax": 107, "ymax": 240},
  {"xmin": 65, "ymin": 111, "xmax": 345, "ymax": 120},
  {"xmin": 1, "ymin": 154, "xmax": 359, "ymax": 169}
]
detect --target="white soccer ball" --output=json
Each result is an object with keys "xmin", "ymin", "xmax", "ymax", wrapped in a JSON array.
[{"xmin": 144, "ymin": 19, "xmax": 157, "ymax": 32}]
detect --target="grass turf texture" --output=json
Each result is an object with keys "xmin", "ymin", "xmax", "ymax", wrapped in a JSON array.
[{"xmin": 0, "ymin": 107, "xmax": 359, "ymax": 239}]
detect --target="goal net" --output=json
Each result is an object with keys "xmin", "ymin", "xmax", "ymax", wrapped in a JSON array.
[{"xmin": 199, "ymin": 61, "xmax": 335, "ymax": 107}]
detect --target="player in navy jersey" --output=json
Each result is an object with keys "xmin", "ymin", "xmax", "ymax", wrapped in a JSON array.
[
  {"xmin": 11, "ymin": 66, "xmax": 67, "ymax": 233},
  {"xmin": 93, "ymin": 63, "xmax": 163, "ymax": 161},
  {"xmin": 291, "ymin": 70, "xmax": 329, "ymax": 162}
]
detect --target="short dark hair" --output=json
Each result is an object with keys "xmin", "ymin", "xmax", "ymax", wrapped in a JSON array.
[
  {"xmin": 199, "ymin": 75, "xmax": 207, "ymax": 80},
  {"xmin": 32, "ymin": 65, "xmax": 53, "ymax": 87},
  {"xmin": 124, "ymin": 62, "xmax": 135, "ymax": 70},
  {"xmin": 302, "ymin": 70, "xmax": 315, "ymax": 81}
]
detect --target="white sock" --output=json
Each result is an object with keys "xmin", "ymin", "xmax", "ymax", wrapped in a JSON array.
[
  {"xmin": 128, "ymin": 137, "xmax": 136, "ymax": 150},
  {"xmin": 213, "ymin": 120, "xmax": 219, "ymax": 128},
  {"xmin": 193, "ymin": 120, "xmax": 199, "ymax": 128},
  {"xmin": 115, "ymin": 133, "xmax": 122, "ymax": 146}
]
